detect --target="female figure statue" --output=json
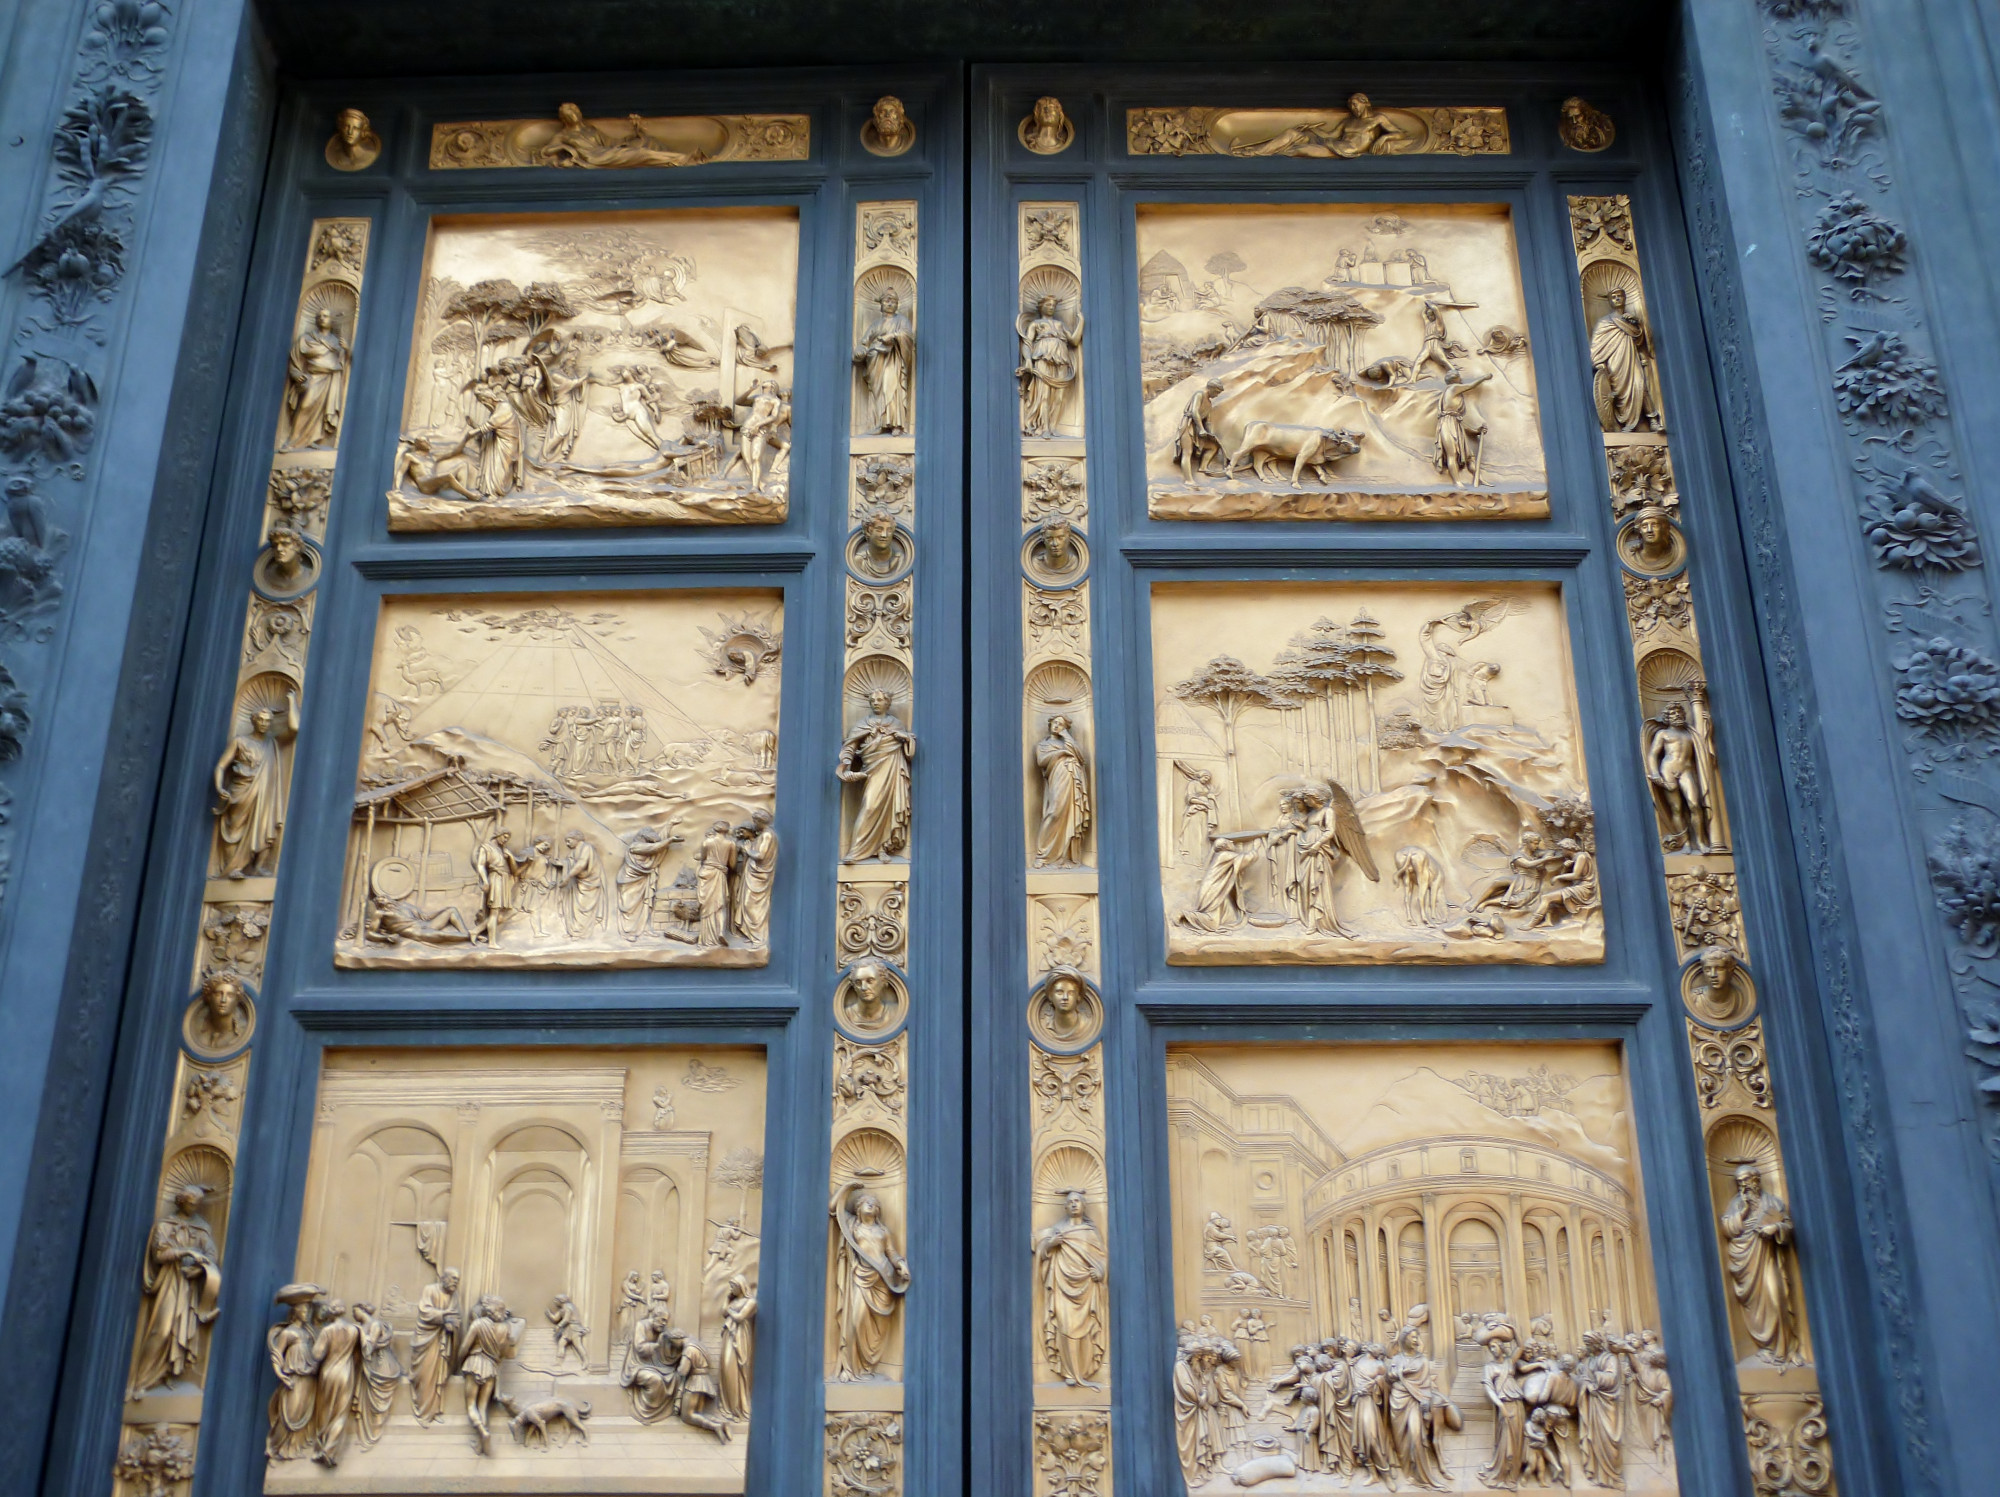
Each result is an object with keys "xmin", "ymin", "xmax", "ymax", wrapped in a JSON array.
[
  {"xmin": 310, "ymin": 1296, "xmax": 361, "ymax": 1466},
  {"xmin": 720, "ymin": 1273, "xmax": 758, "ymax": 1418},
  {"xmin": 1386, "ymin": 1324, "xmax": 1456, "ymax": 1489},
  {"xmin": 130, "ymin": 1187, "xmax": 223, "ymax": 1394},
  {"xmin": 351, "ymin": 1301, "xmax": 402, "ymax": 1449},
  {"xmin": 1031, "ymin": 1190, "xmax": 1107, "ymax": 1386},
  {"xmin": 283, "ymin": 308, "xmax": 349, "ymax": 449},
  {"xmin": 1017, "ymin": 294, "xmax": 1084, "ymax": 436},
  {"xmin": 830, "ymin": 1184, "xmax": 911, "ymax": 1379},
  {"xmin": 838, "ymin": 690, "xmax": 915, "ymax": 862},
  {"xmin": 1590, "ymin": 287, "xmax": 1662, "ymax": 432},
  {"xmin": 264, "ymin": 1285, "xmax": 322, "ymax": 1460},
  {"xmin": 1033, "ymin": 714, "xmax": 1092, "ymax": 867}
]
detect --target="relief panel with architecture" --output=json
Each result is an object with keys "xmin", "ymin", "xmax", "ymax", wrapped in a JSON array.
[
  {"xmin": 337, "ymin": 591, "xmax": 780, "ymax": 969},
  {"xmin": 1152, "ymin": 582, "xmax": 1600, "ymax": 964},
  {"xmin": 1138, "ymin": 204, "xmax": 1547, "ymax": 522},
  {"xmin": 1168, "ymin": 1043, "xmax": 1676, "ymax": 1493},
  {"xmin": 390, "ymin": 209, "xmax": 797, "ymax": 530},
  {"xmin": 264, "ymin": 1046, "xmax": 764, "ymax": 1493}
]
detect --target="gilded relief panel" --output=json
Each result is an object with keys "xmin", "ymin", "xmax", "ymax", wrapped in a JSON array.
[
  {"xmin": 1151, "ymin": 582, "xmax": 1600, "ymax": 964},
  {"xmin": 1137, "ymin": 204, "xmax": 1547, "ymax": 522},
  {"xmin": 266, "ymin": 1046, "xmax": 764, "ymax": 1492},
  {"xmin": 390, "ymin": 209, "xmax": 798, "ymax": 530},
  {"xmin": 1167, "ymin": 1043, "xmax": 1677, "ymax": 1494},
  {"xmin": 336, "ymin": 590, "xmax": 780, "ymax": 969}
]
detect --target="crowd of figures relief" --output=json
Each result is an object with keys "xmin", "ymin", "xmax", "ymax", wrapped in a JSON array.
[
  {"xmin": 1169, "ymin": 1044, "xmax": 1677, "ymax": 1493},
  {"xmin": 265, "ymin": 1049, "xmax": 763, "ymax": 1492},
  {"xmin": 389, "ymin": 209, "xmax": 800, "ymax": 529},
  {"xmin": 1153, "ymin": 583, "xmax": 1600, "ymax": 964},
  {"xmin": 337, "ymin": 592, "xmax": 780, "ymax": 968},
  {"xmin": 1136, "ymin": 204, "xmax": 1547, "ymax": 521}
]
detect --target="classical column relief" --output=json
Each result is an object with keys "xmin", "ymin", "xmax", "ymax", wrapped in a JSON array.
[
  {"xmin": 387, "ymin": 209, "xmax": 798, "ymax": 530},
  {"xmin": 827, "ymin": 201, "xmax": 918, "ymax": 1491},
  {"xmin": 1135, "ymin": 203, "xmax": 1548, "ymax": 522},
  {"xmin": 1568, "ymin": 192, "xmax": 1835, "ymax": 1484},
  {"xmin": 1166, "ymin": 1042, "xmax": 1679, "ymax": 1493},
  {"xmin": 1017, "ymin": 198, "xmax": 1114, "ymax": 1493},
  {"xmin": 108, "ymin": 220, "xmax": 371, "ymax": 1491},
  {"xmin": 1150, "ymin": 581, "xmax": 1602, "ymax": 965},
  {"xmin": 263, "ymin": 1047, "xmax": 766, "ymax": 1490}
]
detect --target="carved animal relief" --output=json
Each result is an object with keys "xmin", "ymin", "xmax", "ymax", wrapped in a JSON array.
[
  {"xmin": 336, "ymin": 590, "xmax": 780, "ymax": 969},
  {"xmin": 389, "ymin": 209, "xmax": 798, "ymax": 530},
  {"xmin": 1168, "ymin": 1043, "xmax": 1678, "ymax": 1493},
  {"xmin": 1138, "ymin": 204, "xmax": 1547, "ymax": 521},
  {"xmin": 1152, "ymin": 582, "xmax": 1600, "ymax": 964},
  {"xmin": 265, "ymin": 1046, "xmax": 765, "ymax": 1492}
]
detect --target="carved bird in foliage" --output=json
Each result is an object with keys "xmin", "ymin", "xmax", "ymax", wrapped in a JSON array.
[{"xmin": 4, "ymin": 87, "xmax": 153, "ymax": 278}]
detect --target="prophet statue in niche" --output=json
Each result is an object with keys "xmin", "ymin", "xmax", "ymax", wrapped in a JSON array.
[
  {"xmin": 283, "ymin": 306, "xmax": 351, "ymax": 450},
  {"xmin": 389, "ymin": 209, "xmax": 799, "ymax": 529},
  {"xmin": 839, "ymin": 687, "xmax": 915, "ymax": 863},
  {"xmin": 1722, "ymin": 1160, "xmax": 1803, "ymax": 1365},
  {"xmin": 336, "ymin": 591, "xmax": 780, "ymax": 970},
  {"xmin": 1136, "ymin": 203, "xmax": 1548, "ymax": 521},
  {"xmin": 853, "ymin": 284, "xmax": 915, "ymax": 435},
  {"xmin": 1153, "ymin": 582, "xmax": 1601, "ymax": 965},
  {"xmin": 213, "ymin": 684, "xmax": 299, "ymax": 879},
  {"xmin": 1166, "ymin": 1042, "xmax": 1678, "ymax": 1493},
  {"xmin": 1032, "ymin": 1189, "xmax": 1107, "ymax": 1387},
  {"xmin": 1018, "ymin": 274, "xmax": 1084, "ymax": 437},
  {"xmin": 1034, "ymin": 713, "xmax": 1092, "ymax": 867}
]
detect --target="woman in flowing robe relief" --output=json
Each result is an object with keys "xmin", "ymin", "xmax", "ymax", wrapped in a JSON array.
[
  {"xmin": 352, "ymin": 1302, "xmax": 401, "ymax": 1448},
  {"xmin": 1590, "ymin": 288, "xmax": 1657, "ymax": 431},
  {"xmin": 830, "ymin": 1186, "xmax": 911, "ymax": 1378},
  {"xmin": 1722, "ymin": 1163, "xmax": 1801, "ymax": 1362},
  {"xmin": 1348, "ymin": 1343, "xmax": 1399, "ymax": 1486},
  {"xmin": 1031, "ymin": 1190, "xmax": 1107, "ymax": 1386},
  {"xmin": 838, "ymin": 691, "xmax": 914, "ymax": 862},
  {"xmin": 283, "ymin": 309, "xmax": 349, "ymax": 448},
  {"xmin": 130, "ymin": 1188, "xmax": 223, "ymax": 1394},
  {"xmin": 719, "ymin": 1274, "xmax": 757, "ymax": 1418},
  {"xmin": 1017, "ymin": 295, "xmax": 1084, "ymax": 436},
  {"xmin": 1479, "ymin": 1325, "xmax": 1529, "ymax": 1488},
  {"xmin": 265, "ymin": 1288, "xmax": 322, "ymax": 1460},
  {"xmin": 1387, "ymin": 1326, "xmax": 1455, "ymax": 1489},
  {"xmin": 731, "ymin": 810, "xmax": 778, "ymax": 944},
  {"xmin": 1577, "ymin": 1331, "xmax": 1627, "ymax": 1487},
  {"xmin": 1033, "ymin": 715, "xmax": 1092, "ymax": 867},
  {"xmin": 310, "ymin": 1297, "xmax": 362, "ymax": 1465}
]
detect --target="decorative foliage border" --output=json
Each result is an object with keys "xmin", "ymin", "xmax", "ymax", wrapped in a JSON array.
[{"xmin": 0, "ymin": 0, "xmax": 178, "ymax": 898}]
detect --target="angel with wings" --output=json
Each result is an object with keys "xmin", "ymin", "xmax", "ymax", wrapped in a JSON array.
[
  {"xmin": 1296, "ymin": 780, "xmax": 1378, "ymax": 937},
  {"xmin": 1418, "ymin": 597, "xmax": 1525, "ymax": 730}
]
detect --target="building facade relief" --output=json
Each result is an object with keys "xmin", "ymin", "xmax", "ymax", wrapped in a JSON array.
[
  {"xmin": 260, "ymin": 1046, "xmax": 765, "ymax": 1490},
  {"xmin": 1168, "ymin": 1044, "xmax": 1677, "ymax": 1493},
  {"xmin": 1137, "ymin": 203, "xmax": 1547, "ymax": 521}
]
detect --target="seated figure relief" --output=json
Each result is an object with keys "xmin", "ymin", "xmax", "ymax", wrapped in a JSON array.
[
  {"xmin": 1153, "ymin": 582, "xmax": 1601, "ymax": 966},
  {"xmin": 388, "ymin": 209, "xmax": 799, "ymax": 530},
  {"xmin": 1137, "ymin": 203, "xmax": 1548, "ymax": 522}
]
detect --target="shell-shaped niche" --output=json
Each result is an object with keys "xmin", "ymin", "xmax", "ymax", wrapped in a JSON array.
[
  {"xmin": 1020, "ymin": 264, "xmax": 1081, "ymax": 322},
  {"xmin": 831, "ymin": 1126, "xmax": 906, "ymax": 1189},
  {"xmin": 161, "ymin": 1142, "xmax": 234, "ymax": 1242},
  {"xmin": 1034, "ymin": 1142, "xmax": 1107, "ymax": 1204},
  {"xmin": 1025, "ymin": 660, "xmax": 1091, "ymax": 711},
  {"xmin": 1636, "ymin": 647, "xmax": 1702, "ymax": 716},
  {"xmin": 855, "ymin": 265, "xmax": 916, "ymax": 331},
  {"xmin": 844, "ymin": 654, "xmax": 913, "ymax": 728},
  {"xmin": 297, "ymin": 277, "xmax": 360, "ymax": 339},
  {"xmin": 1706, "ymin": 1115, "xmax": 1783, "ymax": 1179},
  {"xmin": 233, "ymin": 671, "xmax": 301, "ymax": 737},
  {"xmin": 1580, "ymin": 257, "xmax": 1645, "ymax": 325}
]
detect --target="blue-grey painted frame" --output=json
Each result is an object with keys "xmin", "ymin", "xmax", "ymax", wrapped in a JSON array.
[
  {"xmin": 43, "ymin": 67, "xmax": 966, "ymax": 1497},
  {"xmin": 970, "ymin": 63, "xmax": 1899, "ymax": 1497}
]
